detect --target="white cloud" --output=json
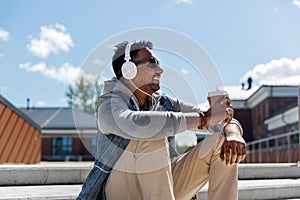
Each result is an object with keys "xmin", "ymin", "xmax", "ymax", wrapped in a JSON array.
[
  {"xmin": 27, "ymin": 23, "xmax": 74, "ymax": 58},
  {"xmin": 19, "ymin": 61, "xmax": 98, "ymax": 86},
  {"xmin": 293, "ymin": 0, "xmax": 300, "ymax": 8},
  {"xmin": 19, "ymin": 62, "xmax": 80, "ymax": 84},
  {"xmin": 36, "ymin": 100, "xmax": 46, "ymax": 106},
  {"xmin": 175, "ymin": 0, "xmax": 193, "ymax": 4},
  {"xmin": 242, "ymin": 57, "xmax": 300, "ymax": 85},
  {"xmin": 0, "ymin": 28, "xmax": 10, "ymax": 41}
]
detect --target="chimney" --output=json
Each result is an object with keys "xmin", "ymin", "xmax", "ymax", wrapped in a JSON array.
[
  {"xmin": 247, "ymin": 77, "xmax": 253, "ymax": 90},
  {"xmin": 26, "ymin": 98, "xmax": 30, "ymax": 109}
]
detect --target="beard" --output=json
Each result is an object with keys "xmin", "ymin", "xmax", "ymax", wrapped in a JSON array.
[
  {"xmin": 150, "ymin": 83, "xmax": 160, "ymax": 92},
  {"xmin": 137, "ymin": 83, "xmax": 160, "ymax": 95}
]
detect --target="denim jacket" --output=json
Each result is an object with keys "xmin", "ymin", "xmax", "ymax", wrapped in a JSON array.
[{"xmin": 77, "ymin": 95, "xmax": 179, "ymax": 200}]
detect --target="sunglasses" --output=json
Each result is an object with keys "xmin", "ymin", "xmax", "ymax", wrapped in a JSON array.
[{"xmin": 133, "ymin": 57, "xmax": 160, "ymax": 68}]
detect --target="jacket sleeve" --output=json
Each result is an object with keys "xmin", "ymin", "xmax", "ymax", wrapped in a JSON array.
[{"xmin": 97, "ymin": 96, "xmax": 187, "ymax": 140}]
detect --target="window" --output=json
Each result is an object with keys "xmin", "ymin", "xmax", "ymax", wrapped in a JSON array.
[{"xmin": 52, "ymin": 137, "xmax": 72, "ymax": 155}]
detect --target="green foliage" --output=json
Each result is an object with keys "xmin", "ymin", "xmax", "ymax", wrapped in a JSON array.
[
  {"xmin": 176, "ymin": 144, "xmax": 195, "ymax": 154},
  {"xmin": 65, "ymin": 76, "xmax": 102, "ymax": 114}
]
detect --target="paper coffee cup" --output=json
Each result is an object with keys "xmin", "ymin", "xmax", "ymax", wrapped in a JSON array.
[{"xmin": 207, "ymin": 90, "xmax": 228, "ymax": 106}]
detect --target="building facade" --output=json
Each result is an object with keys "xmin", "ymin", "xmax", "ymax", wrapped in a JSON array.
[
  {"xmin": 0, "ymin": 95, "xmax": 41, "ymax": 164},
  {"xmin": 21, "ymin": 107, "xmax": 97, "ymax": 161},
  {"xmin": 227, "ymin": 85, "xmax": 299, "ymax": 142},
  {"xmin": 225, "ymin": 84, "xmax": 299, "ymax": 163}
]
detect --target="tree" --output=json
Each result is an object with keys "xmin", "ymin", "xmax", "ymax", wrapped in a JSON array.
[{"xmin": 66, "ymin": 76, "xmax": 102, "ymax": 114}]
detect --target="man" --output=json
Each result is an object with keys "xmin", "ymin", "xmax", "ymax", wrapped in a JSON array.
[{"xmin": 78, "ymin": 40, "xmax": 246, "ymax": 200}]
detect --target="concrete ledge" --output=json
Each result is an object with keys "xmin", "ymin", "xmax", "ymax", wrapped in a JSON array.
[
  {"xmin": 0, "ymin": 185, "xmax": 81, "ymax": 200},
  {"xmin": 197, "ymin": 179, "xmax": 300, "ymax": 200},
  {"xmin": 1, "ymin": 179, "xmax": 300, "ymax": 200},
  {"xmin": 0, "ymin": 162, "xmax": 93, "ymax": 186},
  {"xmin": 239, "ymin": 163, "xmax": 300, "ymax": 180},
  {"xmin": 1, "ymin": 162, "xmax": 300, "ymax": 186}
]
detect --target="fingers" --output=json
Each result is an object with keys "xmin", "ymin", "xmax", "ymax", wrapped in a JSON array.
[
  {"xmin": 221, "ymin": 142, "xmax": 232, "ymax": 165},
  {"xmin": 225, "ymin": 96, "xmax": 232, "ymax": 107},
  {"xmin": 225, "ymin": 108, "xmax": 234, "ymax": 123},
  {"xmin": 241, "ymin": 143, "xmax": 247, "ymax": 161},
  {"xmin": 231, "ymin": 143, "xmax": 237, "ymax": 164},
  {"xmin": 221, "ymin": 140, "xmax": 247, "ymax": 166},
  {"xmin": 225, "ymin": 144, "xmax": 232, "ymax": 165},
  {"xmin": 235, "ymin": 144, "xmax": 243, "ymax": 163},
  {"xmin": 224, "ymin": 97, "xmax": 233, "ymax": 123}
]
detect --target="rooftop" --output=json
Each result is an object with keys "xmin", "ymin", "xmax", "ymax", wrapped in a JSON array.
[
  {"xmin": 224, "ymin": 84, "xmax": 299, "ymax": 101},
  {"xmin": 20, "ymin": 107, "xmax": 97, "ymax": 130},
  {"xmin": 223, "ymin": 85, "xmax": 259, "ymax": 100}
]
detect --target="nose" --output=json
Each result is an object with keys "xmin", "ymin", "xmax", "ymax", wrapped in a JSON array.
[{"xmin": 156, "ymin": 65, "xmax": 164, "ymax": 74}]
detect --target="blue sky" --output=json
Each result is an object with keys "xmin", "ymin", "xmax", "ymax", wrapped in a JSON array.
[{"xmin": 2, "ymin": 0, "xmax": 300, "ymax": 145}]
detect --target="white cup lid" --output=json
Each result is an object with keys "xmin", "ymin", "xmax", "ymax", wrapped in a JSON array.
[{"xmin": 208, "ymin": 90, "xmax": 228, "ymax": 97}]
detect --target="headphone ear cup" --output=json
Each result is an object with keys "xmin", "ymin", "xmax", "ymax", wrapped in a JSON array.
[{"xmin": 121, "ymin": 61, "xmax": 137, "ymax": 79}]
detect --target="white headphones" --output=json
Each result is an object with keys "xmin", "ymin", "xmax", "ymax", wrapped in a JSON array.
[
  {"xmin": 121, "ymin": 42, "xmax": 137, "ymax": 79},
  {"xmin": 121, "ymin": 42, "xmax": 158, "ymax": 109}
]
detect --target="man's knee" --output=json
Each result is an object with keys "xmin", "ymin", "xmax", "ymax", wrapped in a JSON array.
[{"xmin": 197, "ymin": 133, "xmax": 224, "ymax": 159}]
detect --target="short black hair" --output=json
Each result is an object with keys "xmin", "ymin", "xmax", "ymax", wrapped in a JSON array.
[{"xmin": 112, "ymin": 40, "xmax": 153, "ymax": 79}]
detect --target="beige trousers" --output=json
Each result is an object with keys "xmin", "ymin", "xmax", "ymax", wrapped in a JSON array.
[{"xmin": 105, "ymin": 133, "xmax": 238, "ymax": 200}]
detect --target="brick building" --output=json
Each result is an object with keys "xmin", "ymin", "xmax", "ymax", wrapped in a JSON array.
[
  {"xmin": 21, "ymin": 107, "xmax": 97, "ymax": 161},
  {"xmin": 225, "ymin": 84, "xmax": 299, "ymax": 142},
  {"xmin": 265, "ymin": 105, "xmax": 298, "ymax": 135}
]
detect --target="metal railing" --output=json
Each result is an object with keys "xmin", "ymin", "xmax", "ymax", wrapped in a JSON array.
[{"xmin": 246, "ymin": 130, "xmax": 299, "ymax": 163}]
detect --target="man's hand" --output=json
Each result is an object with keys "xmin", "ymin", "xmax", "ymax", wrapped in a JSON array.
[
  {"xmin": 220, "ymin": 132, "xmax": 247, "ymax": 165},
  {"xmin": 205, "ymin": 97, "xmax": 233, "ymax": 126}
]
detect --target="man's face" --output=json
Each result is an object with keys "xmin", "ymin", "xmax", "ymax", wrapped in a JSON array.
[{"xmin": 131, "ymin": 48, "xmax": 164, "ymax": 94}]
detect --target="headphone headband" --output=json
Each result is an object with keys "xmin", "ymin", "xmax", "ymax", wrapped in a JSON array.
[{"xmin": 124, "ymin": 42, "xmax": 133, "ymax": 62}]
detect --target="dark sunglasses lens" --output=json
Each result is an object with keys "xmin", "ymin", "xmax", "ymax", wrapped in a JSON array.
[
  {"xmin": 146, "ymin": 58, "xmax": 159, "ymax": 68},
  {"xmin": 149, "ymin": 58, "xmax": 159, "ymax": 65}
]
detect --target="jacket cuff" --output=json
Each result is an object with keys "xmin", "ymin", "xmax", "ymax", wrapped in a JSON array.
[{"xmin": 223, "ymin": 118, "xmax": 243, "ymax": 136}]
